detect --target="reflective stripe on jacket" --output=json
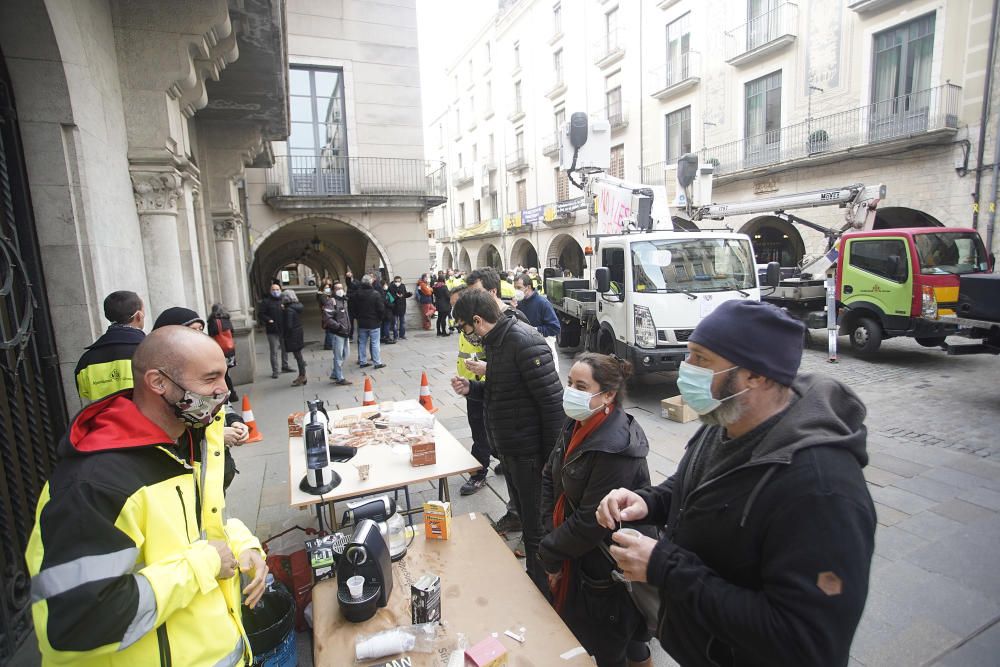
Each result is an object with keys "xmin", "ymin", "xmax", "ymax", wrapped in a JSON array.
[{"xmin": 456, "ymin": 331, "xmax": 485, "ymax": 381}]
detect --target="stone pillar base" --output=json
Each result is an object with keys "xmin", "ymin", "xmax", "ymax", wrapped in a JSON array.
[{"xmin": 229, "ymin": 319, "xmax": 257, "ymax": 386}]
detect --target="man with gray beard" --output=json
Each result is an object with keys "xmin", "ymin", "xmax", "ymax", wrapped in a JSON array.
[{"xmin": 596, "ymin": 300, "xmax": 876, "ymax": 667}]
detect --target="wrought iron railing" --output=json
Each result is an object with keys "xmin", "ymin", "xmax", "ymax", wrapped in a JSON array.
[
  {"xmin": 725, "ymin": 2, "xmax": 798, "ymax": 61},
  {"xmin": 649, "ymin": 51, "xmax": 701, "ymax": 93},
  {"xmin": 265, "ymin": 156, "xmax": 447, "ymax": 198},
  {"xmin": 607, "ymin": 105, "xmax": 628, "ymax": 130},
  {"xmin": 700, "ymin": 84, "xmax": 961, "ymax": 177}
]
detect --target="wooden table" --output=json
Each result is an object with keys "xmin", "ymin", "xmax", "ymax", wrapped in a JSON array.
[
  {"xmin": 289, "ymin": 400, "xmax": 482, "ymax": 527},
  {"xmin": 312, "ymin": 514, "xmax": 593, "ymax": 666}
]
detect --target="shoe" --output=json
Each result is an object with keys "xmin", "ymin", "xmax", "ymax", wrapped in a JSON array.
[
  {"xmin": 383, "ymin": 339, "xmax": 396, "ymax": 345},
  {"xmin": 493, "ymin": 512, "xmax": 522, "ymax": 535},
  {"xmin": 335, "ymin": 378, "xmax": 353, "ymax": 386},
  {"xmin": 281, "ymin": 367, "xmax": 295, "ymax": 374},
  {"xmin": 627, "ymin": 657, "xmax": 654, "ymax": 667},
  {"xmin": 373, "ymin": 363, "xmax": 386, "ymax": 369},
  {"xmin": 323, "ymin": 346, "xmax": 332, "ymax": 350},
  {"xmin": 359, "ymin": 362, "xmax": 371, "ymax": 368},
  {"xmin": 399, "ymin": 336, "xmax": 407, "ymax": 340},
  {"xmin": 291, "ymin": 375, "xmax": 306, "ymax": 386},
  {"xmin": 271, "ymin": 372, "xmax": 279, "ymax": 379},
  {"xmin": 460, "ymin": 477, "xmax": 487, "ymax": 496},
  {"xmin": 493, "ymin": 463, "xmax": 504, "ymax": 475},
  {"xmin": 513, "ymin": 537, "xmax": 525, "ymax": 559}
]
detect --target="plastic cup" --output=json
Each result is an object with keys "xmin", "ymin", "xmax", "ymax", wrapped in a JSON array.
[
  {"xmin": 347, "ymin": 575, "xmax": 364, "ymax": 599},
  {"xmin": 617, "ymin": 528, "xmax": 641, "ymax": 540}
]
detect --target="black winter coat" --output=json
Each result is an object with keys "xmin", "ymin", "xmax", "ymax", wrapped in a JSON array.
[
  {"xmin": 351, "ymin": 284, "xmax": 385, "ymax": 330},
  {"xmin": 257, "ymin": 295, "xmax": 283, "ymax": 334},
  {"xmin": 282, "ymin": 302, "xmax": 305, "ymax": 352},
  {"xmin": 468, "ymin": 315, "xmax": 563, "ymax": 458},
  {"xmin": 635, "ymin": 374, "xmax": 876, "ymax": 667},
  {"xmin": 432, "ymin": 282, "xmax": 451, "ymax": 313},
  {"xmin": 322, "ymin": 295, "xmax": 350, "ymax": 337},
  {"xmin": 388, "ymin": 282, "xmax": 411, "ymax": 315}
]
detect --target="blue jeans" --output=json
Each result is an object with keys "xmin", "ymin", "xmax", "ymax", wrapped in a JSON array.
[
  {"xmin": 394, "ymin": 313, "xmax": 406, "ymax": 338},
  {"xmin": 329, "ymin": 335, "xmax": 349, "ymax": 380},
  {"xmin": 358, "ymin": 328, "xmax": 381, "ymax": 365},
  {"xmin": 324, "ymin": 330, "xmax": 335, "ymax": 349},
  {"xmin": 381, "ymin": 319, "xmax": 394, "ymax": 341}
]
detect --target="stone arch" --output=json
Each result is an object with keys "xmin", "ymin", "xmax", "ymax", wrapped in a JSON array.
[
  {"xmin": 546, "ymin": 233, "xmax": 586, "ymax": 277},
  {"xmin": 477, "ymin": 243, "xmax": 504, "ymax": 270},
  {"xmin": 251, "ymin": 212, "xmax": 394, "ymax": 276},
  {"xmin": 458, "ymin": 247, "xmax": 472, "ymax": 272},
  {"xmin": 739, "ymin": 216, "xmax": 806, "ymax": 267},
  {"xmin": 509, "ymin": 238, "xmax": 539, "ymax": 270},
  {"xmin": 874, "ymin": 207, "xmax": 944, "ymax": 229},
  {"xmin": 441, "ymin": 247, "xmax": 454, "ymax": 269}
]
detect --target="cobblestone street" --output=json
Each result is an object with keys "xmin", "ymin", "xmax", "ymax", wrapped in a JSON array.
[{"xmin": 222, "ymin": 308, "xmax": 1000, "ymax": 667}]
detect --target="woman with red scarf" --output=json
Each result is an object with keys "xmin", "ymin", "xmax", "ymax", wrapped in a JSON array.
[
  {"xmin": 539, "ymin": 353, "xmax": 653, "ymax": 667},
  {"xmin": 416, "ymin": 273, "xmax": 436, "ymax": 330}
]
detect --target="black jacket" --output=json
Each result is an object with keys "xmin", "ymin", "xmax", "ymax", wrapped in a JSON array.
[
  {"xmin": 282, "ymin": 302, "xmax": 305, "ymax": 352},
  {"xmin": 257, "ymin": 295, "xmax": 283, "ymax": 334},
  {"xmin": 73, "ymin": 325, "xmax": 146, "ymax": 401},
  {"xmin": 635, "ymin": 374, "xmax": 876, "ymax": 667},
  {"xmin": 540, "ymin": 408, "xmax": 652, "ymax": 580},
  {"xmin": 351, "ymin": 283, "xmax": 385, "ymax": 330},
  {"xmin": 468, "ymin": 315, "xmax": 563, "ymax": 458},
  {"xmin": 322, "ymin": 295, "xmax": 351, "ymax": 338},
  {"xmin": 388, "ymin": 282, "xmax": 411, "ymax": 315},
  {"xmin": 432, "ymin": 282, "xmax": 451, "ymax": 313}
]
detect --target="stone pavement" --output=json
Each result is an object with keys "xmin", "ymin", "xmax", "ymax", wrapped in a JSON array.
[{"xmin": 225, "ymin": 309, "xmax": 1000, "ymax": 667}]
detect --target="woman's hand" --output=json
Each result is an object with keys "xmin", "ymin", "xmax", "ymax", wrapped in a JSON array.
[{"xmin": 596, "ymin": 488, "xmax": 649, "ymax": 530}]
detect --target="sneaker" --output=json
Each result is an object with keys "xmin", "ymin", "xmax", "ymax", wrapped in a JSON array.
[
  {"xmin": 513, "ymin": 537, "xmax": 526, "ymax": 559},
  {"xmin": 493, "ymin": 512, "xmax": 522, "ymax": 535},
  {"xmin": 281, "ymin": 367, "xmax": 295, "ymax": 374},
  {"xmin": 493, "ymin": 463, "xmax": 504, "ymax": 476},
  {"xmin": 335, "ymin": 378, "xmax": 353, "ymax": 386},
  {"xmin": 460, "ymin": 477, "xmax": 487, "ymax": 496},
  {"xmin": 373, "ymin": 363, "xmax": 386, "ymax": 369},
  {"xmin": 399, "ymin": 336, "xmax": 407, "ymax": 340},
  {"xmin": 383, "ymin": 339, "xmax": 396, "ymax": 345},
  {"xmin": 359, "ymin": 362, "xmax": 371, "ymax": 368},
  {"xmin": 271, "ymin": 372, "xmax": 279, "ymax": 379}
]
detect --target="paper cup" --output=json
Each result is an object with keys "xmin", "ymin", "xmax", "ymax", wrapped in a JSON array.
[{"xmin": 347, "ymin": 575, "xmax": 365, "ymax": 599}]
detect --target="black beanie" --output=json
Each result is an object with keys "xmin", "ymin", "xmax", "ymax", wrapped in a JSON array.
[
  {"xmin": 689, "ymin": 300, "xmax": 805, "ymax": 386},
  {"xmin": 153, "ymin": 307, "xmax": 205, "ymax": 331}
]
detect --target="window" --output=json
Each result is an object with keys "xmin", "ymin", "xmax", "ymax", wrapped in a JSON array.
[
  {"xmin": 474, "ymin": 199, "xmax": 482, "ymax": 223},
  {"xmin": 603, "ymin": 247, "xmax": 625, "ymax": 290},
  {"xmin": 605, "ymin": 7, "xmax": 619, "ymax": 51},
  {"xmin": 666, "ymin": 13, "xmax": 691, "ymax": 85},
  {"xmin": 555, "ymin": 168, "xmax": 569, "ymax": 201},
  {"xmin": 606, "ymin": 86, "xmax": 622, "ymax": 125},
  {"xmin": 470, "ymin": 94, "xmax": 476, "ymax": 116},
  {"xmin": 848, "ymin": 239, "xmax": 908, "ymax": 283},
  {"xmin": 554, "ymin": 108, "xmax": 566, "ymax": 138},
  {"xmin": 454, "ymin": 74, "xmax": 459, "ymax": 97},
  {"xmin": 744, "ymin": 70, "xmax": 781, "ymax": 163},
  {"xmin": 632, "ymin": 238, "xmax": 755, "ymax": 292},
  {"xmin": 516, "ymin": 132, "xmax": 524, "ymax": 156},
  {"xmin": 610, "ymin": 144, "xmax": 625, "ymax": 179},
  {"xmin": 455, "ymin": 108, "xmax": 461, "ymax": 135},
  {"xmin": 490, "ymin": 191, "xmax": 498, "ymax": 216},
  {"xmin": 486, "ymin": 82, "xmax": 493, "ymax": 112},
  {"xmin": 665, "ymin": 107, "xmax": 691, "ymax": 162},
  {"xmin": 458, "ymin": 152, "xmax": 463, "ymax": 169},
  {"xmin": 288, "ymin": 67, "xmax": 348, "ymax": 194},
  {"xmin": 514, "ymin": 81, "xmax": 523, "ymax": 113},
  {"xmin": 553, "ymin": 2, "xmax": 562, "ymax": 35},
  {"xmin": 553, "ymin": 49, "xmax": 563, "ymax": 84},
  {"xmin": 468, "ymin": 59, "xmax": 474, "ymax": 81},
  {"xmin": 459, "ymin": 202, "xmax": 466, "ymax": 227},
  {"xmin": 485, "ymin": 42, "xmax": 492, "ymax": 65},
  {"xmin": 913, "ymin": 232, "xmax": 988, "ymax": 275},
  {"xmin": 438, "ymin": 123, "xmax": 444, "ymax": 147},
  {"xmin": 513, "ymin": 42, "xmax": 521, "ymax": 69},
  {"xmin": 871, "ymin": 14, "xmax": 935, "ymax": 140},
  {"xmin": 516, "ymin": 179, "xmax": 527, "ymax": 210},
  {"xmin": 489, "ymin": 134, "xmax": 495, "ymax": 158}
]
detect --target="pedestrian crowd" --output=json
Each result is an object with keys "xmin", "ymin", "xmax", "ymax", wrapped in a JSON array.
[{"xmin": 30, "ymin": 264, "xmax": 877, "ymax": 667}]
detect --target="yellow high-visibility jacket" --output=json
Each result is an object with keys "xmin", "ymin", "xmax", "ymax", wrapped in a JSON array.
[
  {"xmin": 26, "ymin": 392, "xmax": 261, "ymax": 666},
  {"xmin": 74, "ymin": 325, "xmax": 146, "ymax": 402},
  {"xmin": 456, "ymin": 330, "xmax": 485, "ymax": 381}
]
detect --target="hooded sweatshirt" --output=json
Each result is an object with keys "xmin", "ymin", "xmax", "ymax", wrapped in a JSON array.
[
  {"xmin": 635, "ymin": 373, "xmax": 876, "ymax": 667},
  {"xmin": 25, "ymin": 392, "xmax": 260, "ymax": 666}
]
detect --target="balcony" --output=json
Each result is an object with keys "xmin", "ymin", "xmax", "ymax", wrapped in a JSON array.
[
  {"xmin": 593, "ymin": 30, "xmax": 625, "ymax": 69},
  {"xmin": 483, "ymin": 156, "xmax": 498, "ymax": 172},
  {"xmin": 508, "ymin": 104, "xmax": 526, "ymax": 122},
  {"xmin": 649, "ymin": 52, "xmax": 701, "ymax": 100},
  {"xmin": 699, "ymin": 84, "xmax": 961, "ymax": 182},
  {"xmin": 264, "ymin": 155, "xmax": 447, "ymax": 210},
  {"xmin": 467, "ymin": 117, "xmax": 478, "ymax": 131},
  {"xmin": 484, "ymin": 105, "xmax": 495, "ymax": 120},
  {"xmin": 545, "ymin": 75, "xmax": 568, "ymax": 100},
  {"xmin": 542, "ymin": 133, "xmax": 561, "ymax": 157},
  {"xmin": 607, "ymin": 106, "xmax": 629, "ymax": 132},
  {"xmin": 453, "ymin": 167, "xmax": 474, "ymax": 188},
  {"xmin": 657, "ymin": 0, "xmax": 682, "ymax": 8},
  {"xmin": 848, "ymin": 0, "xmax": 907, "ymax": 12},
  {"xmin": 506, "ymin": 149, "xmax": 529, "ymax": 173},
  {"xmin": 725, "ymin": 2, "xmax": 798, "ymax": 66}
]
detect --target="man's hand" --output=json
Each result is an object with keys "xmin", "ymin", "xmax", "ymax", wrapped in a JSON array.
[
  {"xmin": 224, "ymin": 422, "xmax": 249, "ymax": 447},
  {"xmin": 596, "ymin": 488, "xmax": 649, "ymax": 530},
  {"xmin": 609, "ymin": 531, "xmax": 657, "ymax": 583},
  {"xmin": 209, "ymin": 540, "xmax": 237, "ymax": 579},
  {"xmin": 547, "ymin": 571, "xmax": 562, "ymax": 592},
  {"xmin": 464, "ymin": 359, "xmax": 487, "ymax": 376},
  {"xmin": 451, "ymin": 376, "xmax": 470, "ymax": 396},
  {"xmin": 239, "ymin": 549, "xmax": 269, "ymax": 607}
]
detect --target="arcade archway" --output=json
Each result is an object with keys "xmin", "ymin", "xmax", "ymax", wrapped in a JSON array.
[
  {"xmin": 459, "ymin": 247, "xmax": 472, "ymax": 272},
  {"xmin": 874, "ymin": 207, "xmax": 944, "ymax": 229},
  {"xmin": 477, "ymin": 243, "xmax": 503, "ymax": 270},
  {"xmin": 546, "ymin": 234, "xmax": 586, "ymax": 277},
  {"xmin": 509, "ymin": 238, "xmax": 539, "ymax": 270},
  {"xmin": 740, "ymin": 216, "xmax": 805, "ymax": 268},
  {"xmin": 441, "ymin": 246, "xmax": 454, "ymax": 270}
]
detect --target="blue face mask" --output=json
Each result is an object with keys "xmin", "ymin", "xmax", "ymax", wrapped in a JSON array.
[
  {"xmin": 676, "ymin": 361, "xmax": 746, "ymax": 415},
  {"xmin": 271, "ymin": 290, "xmax": 281, "ymax": 298},
  {"xmin": 563, "ymin": 386, "xmax": 602, "ymax": 421}
]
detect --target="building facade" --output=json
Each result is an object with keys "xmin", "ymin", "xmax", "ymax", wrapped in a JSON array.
[{"xmin": 428, "ymin": 0, "xmax": 1000, "ymax": 275}]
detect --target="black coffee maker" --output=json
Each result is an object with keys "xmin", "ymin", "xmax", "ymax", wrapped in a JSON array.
[{"xmin": 336, "ymin": 519, "xmax": 393, "ymax": 622}]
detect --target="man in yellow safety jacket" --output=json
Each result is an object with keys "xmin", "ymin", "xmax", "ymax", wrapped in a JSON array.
[
  {"xmin": 26, "ymin": 325, "xmax": 266, "ymax": 666},
  {"xmin": 74, "ymin": 290, "xmax": 147, "ymax": 402}
]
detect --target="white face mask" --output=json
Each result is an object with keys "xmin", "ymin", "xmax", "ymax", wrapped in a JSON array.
[
  {"xmin": 334, "ymin": 289, "xmax": 345, "ymax": 298},
  {"xmin": 562, "ymin": 386, "xmax": 603, "ymax": 421},
  {"xmin": 514, "ymin": 289, "xmax": 526, "ymax": 302}
]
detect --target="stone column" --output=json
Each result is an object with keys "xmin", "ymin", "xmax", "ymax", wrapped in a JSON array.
[
  {"xmin": 132, "ymin": 170, "xmax": 187, "ymax": 318},
  {"xmin": 212, "ymin": 210, "xmax": 242, "ymax": 313}
]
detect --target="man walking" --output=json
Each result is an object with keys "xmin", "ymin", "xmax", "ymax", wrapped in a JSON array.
[
  {"xmin": 597, "ymin": 300, "xmax": 876, "ymax": 667},
  {"xmin": 514, "ymin": 272, "xmax": 561, "ymax": 372},
  {"xmin": 352, "ymin": 275, "xmax": 387, "ymax": 369},
  {"xmin": 323, "ymin": 280, "xmax": 353, "ymax": 385},
  {"xmin": 258, "ymin": 282, "xmax": 292, "ymax": 378},
  {"xmin": 27, "ymin": 325, "xmax": 268, "ymax": 665},
  {"xmin": 451, "ymin": 290, "xmax": 564, "ymax": 591},
  {"xmin": 75, "ymin": 290, "xmax": 146, "ymax": 402}
]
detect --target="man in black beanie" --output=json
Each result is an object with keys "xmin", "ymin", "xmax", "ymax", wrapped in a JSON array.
[{"xmin": 596, "ymin": 299, "xmax": 876, "ymax": 667}]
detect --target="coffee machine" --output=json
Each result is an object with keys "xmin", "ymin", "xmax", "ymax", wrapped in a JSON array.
[
  {"xmin": 337, "ymin": 519, "xmax": 393, "ymax": 622},
  {"xmin": 299, "ymin": 399, "xmax": 340, "ymax": 495},
  {"xmin": 342, "ymin": 496, "xmax": 407, "ymax": 562}
]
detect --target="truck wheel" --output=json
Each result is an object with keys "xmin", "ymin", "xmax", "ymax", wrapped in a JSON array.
[
  {"xmin": 849, "ymin": 317, "xmax": 883, "ymax": 357},
  {"xmin": 558, "ymin": 320, "xmax": 581, "ymax": 348},
  {"xmin": 915, "ymin": 336, "xmax": 947, "ymax": 348},
  {"xmin": 597, "ymin": 328, "xmax": 616, "ymax": 356},
  {"xmin": 584, "ymin": 326, "xmax": 600, "ymax": 353}
]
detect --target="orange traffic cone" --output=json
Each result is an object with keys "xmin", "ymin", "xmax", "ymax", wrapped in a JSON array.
[
  {"xmin": 418, "ymin": 372, "xmax": 438, "ymax": 413},
  {"xmin": 362, "ymin": 376, "xmax": 376, "ymax": 406},
  {"xmin": 241, "ymin": 394, "xmax": 264, "ymax": 443}
]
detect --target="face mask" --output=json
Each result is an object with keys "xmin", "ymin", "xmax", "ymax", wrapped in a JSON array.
[
  {"xmin": 271, "ymin": 290, "xmax": 281, "ymax": 298},
  {"xmin": 676, "ymin": 362, "xmax": 747, "ymax": 415},
  {"xmin": 462, "ymin": 326, "xmax": 482, "ymax": 346},
  {"xmin": 395, "ymin": 280, "xmax": 402, "ymax": 285},
  {"xmin": 159, "ymin": 370, "xmax": 228, "ymax": 427},
  {"xmin": 563, "ymin": 386, "xmax": 603, "ymax": 421},
  {"xmin": 514, "ymin": 289, "xmax": 526, "ymax": 302},
  {"xmin": 335, "ymin": 289, "xmax": 345, "ymax": 298},
  {"xmin": 322, "ymin": 288, "xmax": 332, "ymax": 296}
]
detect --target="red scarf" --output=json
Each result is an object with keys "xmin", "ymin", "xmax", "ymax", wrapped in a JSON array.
[{"xmin": 551, "ymin": 405, "xmax": 611, "ymax": 612}]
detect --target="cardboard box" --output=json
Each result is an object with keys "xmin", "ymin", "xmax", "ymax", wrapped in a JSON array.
[
  {"xmin": 410, "ymin": 573, "xmax": 441, "ymax": 624},
  {"xmin": 288, "ymin": 412, "xmax": 304, "ymax": 437},
  {"xmin": 409, "ymin": 438, "xmax": 436, "ymax": 467},
  {"xmin": 423, "ymin": 501, "xmax": 452, "ymax": 540},
  {"xmin": 305, "ymin": 533, "xmax": 348, "ymax": 583},
  {"xmin": 661, "ymin": 396, "xmax": 698, "ymax": 423},
  {"xmin": 466, "ymin": 636, "xmax": 508, "ymax": 667}
]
